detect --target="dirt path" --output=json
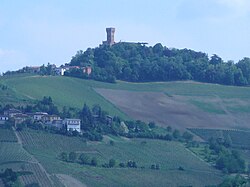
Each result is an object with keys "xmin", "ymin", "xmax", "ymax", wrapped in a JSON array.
[
  {"xmin": 12, "ymin": 127, "xmax": 54, "ymax": 187},
  {"xmin": 56, "ymin": 174, "xmax": 87, "ymax": 187}
]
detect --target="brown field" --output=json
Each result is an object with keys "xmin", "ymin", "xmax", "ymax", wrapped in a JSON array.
[{"xmin": 95, "ymin": 88, "xmax": 250, "ymax": 130}]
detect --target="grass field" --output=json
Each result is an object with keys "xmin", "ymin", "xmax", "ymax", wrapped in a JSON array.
[
  {"xmin": 17, "ymin": 129, "xmax": 223, "ymax": 187},
  {"xmin": 2, "ymin": 75, "xmax": 128, "ymax": 119}
]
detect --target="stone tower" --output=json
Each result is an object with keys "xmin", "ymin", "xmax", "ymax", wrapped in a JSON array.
[{"xmin": 106, "ymin": 27, "xmax": 115, "ymax": 46}]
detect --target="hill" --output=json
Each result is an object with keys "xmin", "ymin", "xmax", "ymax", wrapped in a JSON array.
[
  {"xmin": 67, "ymin": 42, "xmax": 250, "ymax": 86},
  {"xmin": 1, "ymin": 75, "xmax": 250, "ymax": 130},
  {"xmin": 1, "ymin": 75, "xmax": 250, "ymax": 186}
]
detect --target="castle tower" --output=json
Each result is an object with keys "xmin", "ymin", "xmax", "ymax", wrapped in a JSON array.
[{"xmin": 106, "ymin": 27, "xmax": 115, "ymax": 46}]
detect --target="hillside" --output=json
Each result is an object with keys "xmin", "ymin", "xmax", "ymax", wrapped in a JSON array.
[
  {"xmin": 1, "ymin": 75, "xmax": 250, "ymax": 130},
  {"xmin": 1, "ymin": 75, "xmax": 250, "ymax": 186}
]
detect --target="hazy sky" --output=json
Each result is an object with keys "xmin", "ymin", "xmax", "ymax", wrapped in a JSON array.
[{"xmin": 0, "ymin": 0, "xmax": 250, "ymax": 72}]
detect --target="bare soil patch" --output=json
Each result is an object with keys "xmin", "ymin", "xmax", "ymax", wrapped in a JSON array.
[
  {"xmin": 56, "ymin": 174, "xmax": 87, "ymax": 187},
  {"xmin": 95, "ymin": 88, "xmax": 250, "ymax": 130}
]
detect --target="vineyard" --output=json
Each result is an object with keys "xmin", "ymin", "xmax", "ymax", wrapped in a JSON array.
[
  {"xmin": 18, "ymin": 129, "xmax": 88, "ymax": 153},
  {"xmin": 0, "ymin": 128, "xmax": 18, "ymax": 142},
  {"xmin": 19, "ymin": 163, "xmax": 53, "ymax": 187},
  {"xmin": 189, "ymin": 128, "xmax": 250, "ymax": 149},
  {"xmin": 15, "ymin": 129, "xmax": 223, "ymax": 187},
  {"xmin": 0, "ymin": 142, "xmax": 33, "ymax": 164}
]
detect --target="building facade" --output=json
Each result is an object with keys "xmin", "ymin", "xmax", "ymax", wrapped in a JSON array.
[{"xmin": 63, "ymin": 119, "xmax": 81, "ymax": 132}]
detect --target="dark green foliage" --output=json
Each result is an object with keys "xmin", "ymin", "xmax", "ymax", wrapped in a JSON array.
[
  {"xmin": 178, "ymin": 166, "xmax": 185, "ymax": 171},
  {"xmin": 148, "ymin": 122, "xmax": 156, "ymax": 129},
  {"xmin": 182, "ymin": 132, "xmax": 193, "ymax": 142},
  {"xmin": 79, "ymin": 153, "xmax": 90, "ymax": 165},
  {"xmin": 0, "ymin": 168, "xmax": 18, "ymax": 187},
  {"xmin": 119, "ymin": 163, "xmax": 125, "ymax": 168},
  {"xmin": 23, "ymin": 96, "xmax": 59, "ymax": 115},
  {"xmin": 216, "ymin": 150, "xmax": 245, "ymax": 173},
  {"xmin": 108, "ymin": 159, "xmax": 116, "ymax": 168},
  {"xmin": 109, "ymin": 140, "xmax": 115, "ymax": 146},
  {"xmin": 91, "ymin": 157, "xmax": 98, "ymax": 166},
  {"xmin": 67, "ymin": 43, "xmax": 250, "ymax": 86},
  {"xmin": 173, "ymin": 129, "xmax": 181, "ymax": 139},
  {"xmin": 68, "ymin": 152, "xmax": 77, "ymax": 162},
  {"xmin": 127, "ymin": 160, "xmax": 137, "ymax": 168},
  {"xmin": 59, "ymin": 152, "xmax": 68, "ymax": 162},
  {"xmin": 218, "ymin": 175, "xmax": 248, "ymax": 187}
]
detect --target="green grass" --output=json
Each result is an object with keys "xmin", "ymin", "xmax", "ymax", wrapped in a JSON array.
[
  {"xmin": 3, "ymin": 76, "xmax": 128, "ymax": 119},
  {"xmin": 18, "ymin": 129, "xmax": 223, "ymax": 187}
]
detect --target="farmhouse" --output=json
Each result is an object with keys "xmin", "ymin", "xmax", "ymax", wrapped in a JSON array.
[
  {"xmin": 83, "ymin": 66, "xmax": 92, "ymax": 75},
  {"xmin": 4, "ymin": 109, "xmax": 22, "ymax": 118},
  {"xmin": 42, "ymin": 115, "xmax": 61, "ymax": 123},
  {"xmin": 33, "ymin": 112, "xmax": 48, "ymax": 121},
  {"xmin": 0, "ymin": 115, "xmax": 9, "ymax": 124},
  {"xmin": 14, "ymin": 114, "xmax": 29, "ymax": 125},
  {"xmin": 55, "ymin": 67, "xmax": 66, "ymax": 76},
  {"xmin": 63, "ymin": 119, "xmax": 81, "ymax": 132}
]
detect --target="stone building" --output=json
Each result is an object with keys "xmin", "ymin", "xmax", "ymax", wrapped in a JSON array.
[{"xmin": 103, "ymin": 27, "xmax": 115, "ymax": 46}]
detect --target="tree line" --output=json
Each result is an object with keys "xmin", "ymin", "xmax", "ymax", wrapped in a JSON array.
[{"xmin": 67, "ymin": 42, "xmax": 250, "ymax": 86}]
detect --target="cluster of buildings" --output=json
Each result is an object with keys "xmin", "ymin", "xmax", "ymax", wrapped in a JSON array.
[
  {"xmin": 24, "ymin": 65, "xmax": 92, "ymax": 76},
  {"xmin": 0, "ymin": 109, "xmax": 81, "ymax": 132}
]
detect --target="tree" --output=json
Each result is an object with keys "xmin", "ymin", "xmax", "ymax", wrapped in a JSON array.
[
  {"xmin": 182, "ymin": 131, "xmax": 193, "ymax": 142},
  {"xmin": 91, "ymin": 157, "xmax": 98, "ymax": 166},
  {"xmin": 148, "ymin": 122, "xmax": 156, "ymax": 129},
  {"xmin": 210, "ymin": 54, "xmax": 222, "ymax": 65},
  {"xmin": 59, "ymin": 152, "xmax": 68, "ymax": 161},
  {"xmin": 173, "ymin": 129, "xmax": 180, "ymax": 139},
  {"xmin": 224, "ymin": 134, "xmax": 232, "ymax": 148},
  {"xmin": 109, "ymin": 159, "xmax": 116, "ymax": 168},
  {"xmin": 68, "ymin": 152, "xmax": 77, "ymax": 162},
  {"xmin": 79, "ymin": 154, "xmax": 90, "ymax": 165}
]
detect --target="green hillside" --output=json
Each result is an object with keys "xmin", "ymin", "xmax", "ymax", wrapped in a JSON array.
[
  {"xmin": 2, "ymin": 74, "xmax": 250, "ymax": 129},
  {"xmin": 1, "ymin": 75, "xmax": 250, "ymax": 186},
  {"xmin": 18, "ymin": 129, "xmax": 223, "ymax": 187}
]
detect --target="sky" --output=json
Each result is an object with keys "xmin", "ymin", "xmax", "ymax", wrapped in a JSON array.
[{"xmin": 0, "ymin": 0, "xmax": 250, "ymax": 73}]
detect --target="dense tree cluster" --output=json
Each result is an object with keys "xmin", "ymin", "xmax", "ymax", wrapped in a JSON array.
[
  {"xmin": 208, "ymin": 137, "xmax": 246, "ymax": 173},
  {"xmin": 68, "ymin": 43, "xmax": 250, "ymax": 86},
  {"xmin": 0, "ymin": 168, "xmax": 18, "ymax": 187}
]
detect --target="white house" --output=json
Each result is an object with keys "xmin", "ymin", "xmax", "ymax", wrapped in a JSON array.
[
  {"xmin": 55, "ymin": 67, "xmax": 66, "ymax": 76},
  {"xmin": 33, "ymin": 112, "xmax": 48, "ymax": 121},
  {"xmin": 63, "ymin": 119, "xmax": 81, "ymax": 132},
  {"xmin": 0, "ymin": 115, "xmax": 9, "ymax": 124}
]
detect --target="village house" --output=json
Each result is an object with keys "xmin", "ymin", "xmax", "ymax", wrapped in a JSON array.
[
  {"xmin": 33, "ymin": 112, "xmax": 48, "ymax": 121},
  {"xmin": 13, "ymin": 114, "xmax": 29, "ymax": 125},
  {"xmin": 26, "ymin": 66, "xmax": 41, "ymax": 73},
  {"xmin": 83, "ymin": 66, "xmax": 92, "ymax": 75},
  {"xmin": 4, "ymin": 109, "xmax": 22, "ymax": 118},
  {"xmin": 42, "ymin": 115, "xmax": 61, "ymax": 123},
  {"xmin": 0, "ymin": 115, "xmax": 9, "ymax": 125},
  {"xmin": 55, "ymin": 67, "xmax": 66, "ymax": 76},
  {"xmin": 63, "ymin": 118, "xmax": 81, "ymax": 132}
]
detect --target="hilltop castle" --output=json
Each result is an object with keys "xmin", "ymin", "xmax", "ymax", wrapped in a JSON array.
[{"xmin": 103, "ymin": 27, "xmax": 115, "ymax": 46}]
